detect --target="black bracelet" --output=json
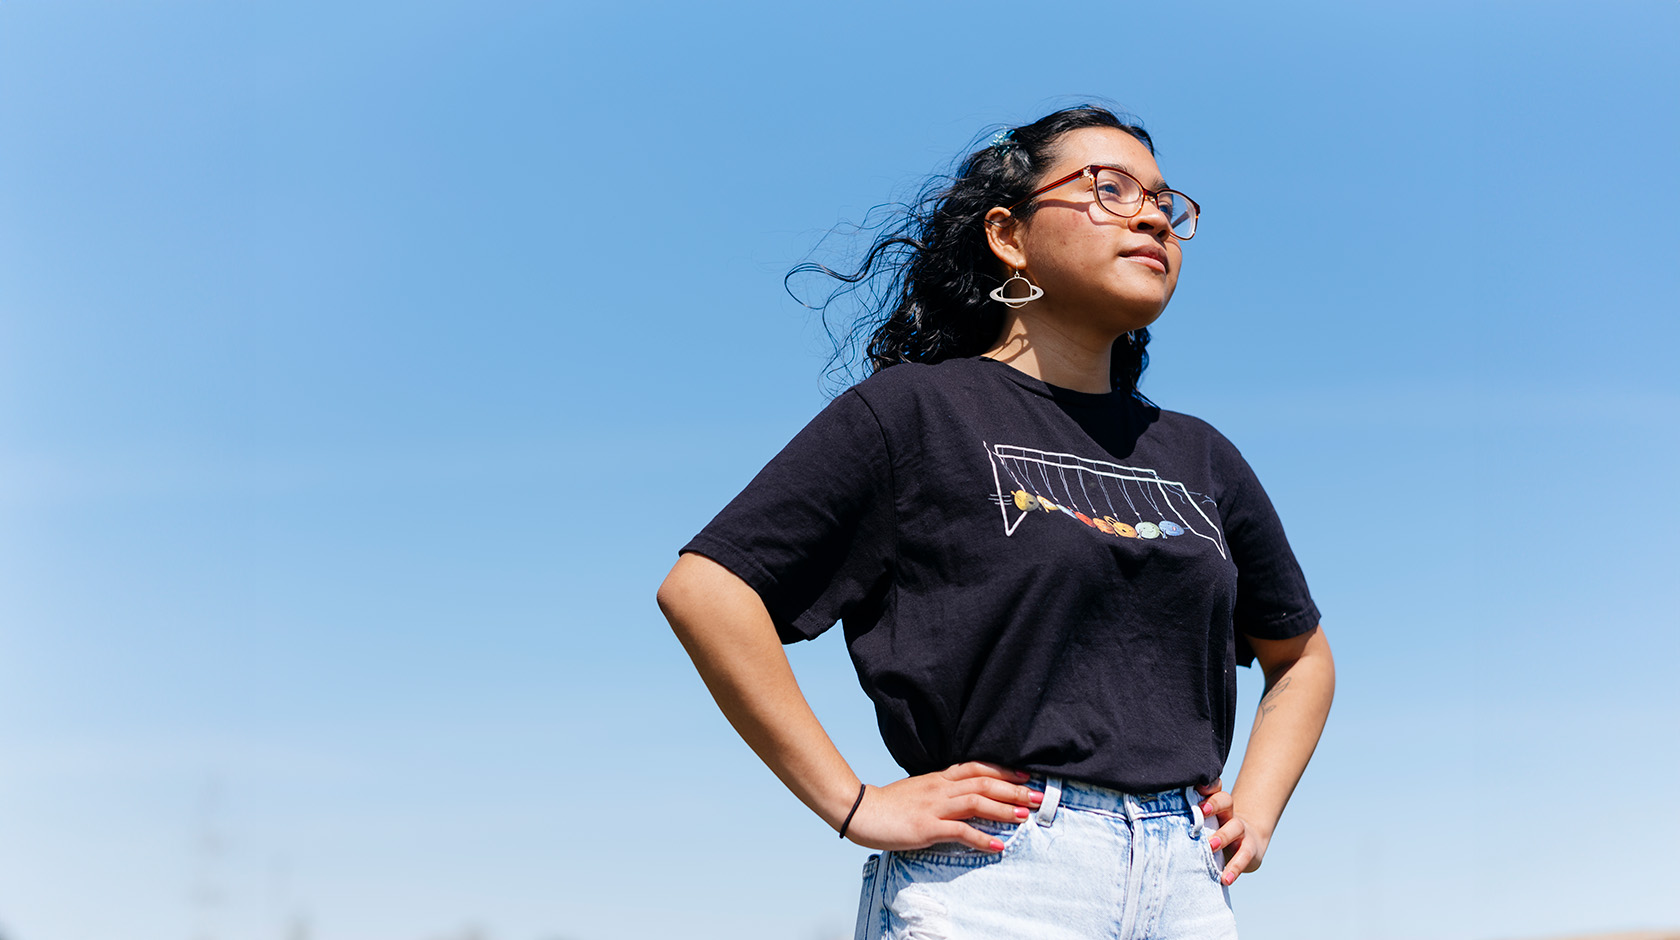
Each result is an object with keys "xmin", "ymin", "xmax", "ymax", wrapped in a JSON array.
[{"xmin": 838, "ymin": 783, "xmax": 867, "ymax": 839}]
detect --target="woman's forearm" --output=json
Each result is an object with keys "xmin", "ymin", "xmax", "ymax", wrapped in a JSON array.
[
  {"xmin": 657, "ymin": 552, "xmax": 864, "ymax": 829},
  {"xmin": 1229, "ymin": 626, "xmax": 1335, "ymax": 848}
]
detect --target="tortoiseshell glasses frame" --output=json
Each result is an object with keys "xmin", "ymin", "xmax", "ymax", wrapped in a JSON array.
[{"xmin": 1008, "ymin": 165, "xmax": 1200, "ymax": 240}]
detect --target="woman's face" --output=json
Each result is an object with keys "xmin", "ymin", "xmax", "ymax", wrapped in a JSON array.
[{"xmin": 988, "ymin": 127, "xmax": 1184, "ymax": 338}]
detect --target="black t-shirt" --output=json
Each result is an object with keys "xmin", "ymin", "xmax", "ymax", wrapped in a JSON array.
[{"xmin": 682, "ymin": 356, "xmax": 1319, "ymax": 793}]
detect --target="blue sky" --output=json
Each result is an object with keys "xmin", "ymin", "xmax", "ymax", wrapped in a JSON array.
[{"xmin": 1, "ymin": 2, "xmax": 1677, "ymax": 939}]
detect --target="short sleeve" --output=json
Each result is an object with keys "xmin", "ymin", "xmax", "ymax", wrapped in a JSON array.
[
  {"xmin": 680, "ymin": 389, "xmax": 895, "ymax": 643},
  {"xmin": 1214, "ymin": 440, "xmax": 1321, "ymax": 667}
]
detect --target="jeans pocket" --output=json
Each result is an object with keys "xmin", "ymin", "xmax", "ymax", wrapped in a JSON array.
[
  {"xmin": 854, "ymin": 854, "xmax": 883, "ymax": 940},
  {"xmin": 1200, "ymin": 830, "xmax": 1225, "ymax": 882},
  {"xmin": 895, "ymin": 816, "xmax": 1027, "ymax": 864}
]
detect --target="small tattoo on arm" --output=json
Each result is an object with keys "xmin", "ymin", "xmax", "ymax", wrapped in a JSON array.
[{"xmin": 1255, "ymin": 676, "xmax": 1293, "ymax": 729}]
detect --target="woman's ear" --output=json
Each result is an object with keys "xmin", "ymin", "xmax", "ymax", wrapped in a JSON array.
[{"xmin": 984, "ymin": 207, "xmax": 1028, "ymax": 270}]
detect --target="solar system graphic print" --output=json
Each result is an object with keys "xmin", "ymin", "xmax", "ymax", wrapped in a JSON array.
[{"xmin": 985, "ymin": 442, "xmax": 1229, "ymax": 559}]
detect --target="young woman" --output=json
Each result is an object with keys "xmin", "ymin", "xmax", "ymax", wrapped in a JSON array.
[{"xmin": 658, "ymin": 105, "xmax": 1334, "ymax": 939}]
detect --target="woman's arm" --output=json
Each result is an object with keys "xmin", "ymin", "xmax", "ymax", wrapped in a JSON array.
[
  {"xmin": 657, "ymin": 552, "xmax": 1043, "ymax": 852},
  {"xmin": 1200, "ymin": 625, "xmax": 1335, "ymax": 886}
]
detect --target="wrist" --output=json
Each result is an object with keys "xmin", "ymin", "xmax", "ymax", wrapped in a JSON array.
[
  {"xmin": 837, "ymin": 783, "xmax": 868, "ymax": 839},
  {"xmin": 1229, "ymin": 795, "xmax": 1278, "ymax": 842},
  {"xmin": 817, "ymin": 777, "xmax": 866, "ymax": 830}
]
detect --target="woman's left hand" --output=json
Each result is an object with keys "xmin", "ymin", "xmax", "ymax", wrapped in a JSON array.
[{"xmin": 1194, "ymin": 779, "xmax": 1271, "ymax": 887}]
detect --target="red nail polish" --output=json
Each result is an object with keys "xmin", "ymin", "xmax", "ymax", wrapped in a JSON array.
[
  {"xmin": 1029, "ymin": 790, "xmax": 1044, "ymax": 805},
  {"xmin": 1015, "ymin": 807, "xmax": 1029, "ymax": 819},
  {"xmin": 989, "ymin": 839, "xmax": 1005, "ymax": 851},
  {"xmin": 1209, "ymin": 837, "xmax": 1221, "ymax": 851}
]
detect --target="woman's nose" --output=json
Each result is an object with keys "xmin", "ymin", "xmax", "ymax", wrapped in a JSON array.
[{"xmin": 1130, "ymin": 196, "xmax": 1172, "ymax": 235}]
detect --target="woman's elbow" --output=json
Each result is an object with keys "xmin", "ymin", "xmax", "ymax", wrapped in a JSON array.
[
  {"xmin": 657, "ymin": 552, "xmax": 751, "ymax": 637},
  {"xmin": 656, "ymin": 555, "xmax": 700, "ymax": 629}
]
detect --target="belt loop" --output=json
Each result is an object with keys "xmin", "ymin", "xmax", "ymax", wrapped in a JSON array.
[
  {"xmin": 1184, "ymin": 786, "xmax": 1204, "ymax": 832},
  {"xmin": 1123, "ymin": 792, "xmax": 1139, "ymax": 823},
  {"xmin": 1035, "ymin": 776, "xmax": 1063, "ymax": 828}
]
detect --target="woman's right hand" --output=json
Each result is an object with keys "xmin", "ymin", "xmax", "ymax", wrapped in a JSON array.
[
  {"xmin": 660, "ymin": 559, "xmax": 1040, "ymax": 856},
  {"xmin": 842, "ymin": 761, "xmax": 1044, "ymax": 852}
]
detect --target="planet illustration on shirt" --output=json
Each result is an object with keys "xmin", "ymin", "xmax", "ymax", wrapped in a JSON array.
[{"xmin": 984, "ymin": 442, "xmax": 1230, "ymax": 559}]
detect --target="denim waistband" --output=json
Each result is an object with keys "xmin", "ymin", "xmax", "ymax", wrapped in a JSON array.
[{"xmin": 1028, "ymin": 777, "xmax": 1206, "ymax": 830}]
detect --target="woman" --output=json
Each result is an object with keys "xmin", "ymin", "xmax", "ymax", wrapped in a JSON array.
[{"xmin": 658, "ymin": 105, "xmax": 1334, "ymax": 939}]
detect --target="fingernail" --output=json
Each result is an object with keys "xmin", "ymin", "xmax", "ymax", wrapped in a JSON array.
[
  {"xmin": 1015, "ymin": 807, "xmax": 1029, "ymax": 819},
  {"xmin": 1029, "ymin": 790, "xmax": 1044, "ymax": 805},
  {"xmin": 1209, "ymin": 837, "xmax": 1221, "ymax": 851},
  {"xmin": 989, "ymin": 839, "xmax": 1005, "ymax": 852},
  {"xmin": 1199, "ymin": 802, "xmax": 1211, "ymax": 814},
  {"xmin": 1014, "ymin": 770, "xmax": 1031, "ymax": 780},
  {"xmin": 1222, "ymin": 872, "xmax": 1234, "ymax": 886}
]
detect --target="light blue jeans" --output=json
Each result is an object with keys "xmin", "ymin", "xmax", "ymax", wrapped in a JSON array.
[{"xmin": 854, "ymin": 778, "xmax": 1237, "ymax": 940}]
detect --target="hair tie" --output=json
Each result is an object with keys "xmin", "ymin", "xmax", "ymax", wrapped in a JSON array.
[
  {"xmin": 991, "ymin": 129, "xmax": 1017, "ymax": 154},
  {"xmin": 838, "ymin": 783, "xmax": 867, "ymax": 839}
]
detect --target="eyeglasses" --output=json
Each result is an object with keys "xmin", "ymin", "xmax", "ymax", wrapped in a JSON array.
[{"xmin": 1010, "ymin": 165, "xmax": 1200, "ymax": 240}]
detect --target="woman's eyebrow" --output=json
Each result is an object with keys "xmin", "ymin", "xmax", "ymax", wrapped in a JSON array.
[{"xmin": 1098, "ymin": 163, "xmax": 1170, "ymax": 191}]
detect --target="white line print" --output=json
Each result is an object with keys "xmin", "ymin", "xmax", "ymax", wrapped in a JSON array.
[{"xmin": 984, "ymin": 442, "xmax": 1227, "ymax": 558}]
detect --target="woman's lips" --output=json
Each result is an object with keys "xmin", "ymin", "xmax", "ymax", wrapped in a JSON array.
[{"xmin": 1122, "ymin": 254, "xmax": 1167, "ymax": 273}]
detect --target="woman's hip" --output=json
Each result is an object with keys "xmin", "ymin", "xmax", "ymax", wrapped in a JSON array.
[{"xmin": 854, "ymin": 778, "xmax": 1236, "ymax": 940}]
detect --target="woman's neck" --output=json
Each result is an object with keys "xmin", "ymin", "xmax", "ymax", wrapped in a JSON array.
[{"xmin": 982, "ymin": 311, "xmax": 1116, "ymax": 394}]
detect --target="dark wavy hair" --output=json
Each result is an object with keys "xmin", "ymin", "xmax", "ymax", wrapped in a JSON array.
[{"xmin": 788, "ymin": 105, "xmax": 1158, "ymax": 399}]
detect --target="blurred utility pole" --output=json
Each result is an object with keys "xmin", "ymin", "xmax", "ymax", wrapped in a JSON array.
[{"xmin": 189, "ymin": 777, "xmax": 224, "ymax": 940}]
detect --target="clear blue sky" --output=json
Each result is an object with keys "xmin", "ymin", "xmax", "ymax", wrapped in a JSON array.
[{"xmin": 2, "ymin": 2, "xmax": 1676, "ymax": 939}]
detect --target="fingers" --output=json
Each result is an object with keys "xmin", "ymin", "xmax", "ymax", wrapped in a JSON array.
[
  {"xmin": 1197, "ymin": 788, "xmax": 1233, "ymax": 819},
  {"xmin": 943, "ymin": 760, "xmax": 1031, "ymax": 784},
  {"xmin": 1218, "ymin": 837, "xmax": 1255, "ymax": 886},
  {"xmin": 1207, "ymin": 817, "xmax": 1260, "ymax": 886},
  {"xmin": 1207, "ymin": 817, "xmax": 1242, "ymax": 855},
  {"xmin": 956, "ymin": 774, "xmax": 1043, "ymax": 807},
  {"xmin": 930, "ymin": 780, "xmax": 1039, "ymax": 828},
  {"xmin": 848, "ymin": 765, "xmax": 1044, "ymax": 853},
  {"xmin": 951, "ymin": 792, "xmax": 1034, "ymax": 825},
  {"xmin": 936, "ymin": 819, "xmax": 1008, "ymax": 853},
  {"xmin": 940, "ymin": 763, "xmax": 1043, "ymax": 821},
  {"xmin": 936, "ymin": 764, "xmax": 1042, "ymax": 850}
]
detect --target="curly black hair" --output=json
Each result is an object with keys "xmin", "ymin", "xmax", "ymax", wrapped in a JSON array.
[{"xmin": 789, "ymin": 105, "xmax": 1158, "ymax": 399}]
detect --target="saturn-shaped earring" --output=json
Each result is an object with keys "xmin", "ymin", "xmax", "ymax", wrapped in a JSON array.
[{"xmin": 989, "ymin": 269, "xmax": 1044, "ymax": 308}]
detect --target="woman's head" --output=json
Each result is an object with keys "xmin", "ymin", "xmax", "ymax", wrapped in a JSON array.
[
  {"xmin": 793, "ymin": 104, "xmax": 1169, "ymax": 398},
  {"xmin": 983, "ymin": 125, "xmax": 1185, "ymax": 343}
]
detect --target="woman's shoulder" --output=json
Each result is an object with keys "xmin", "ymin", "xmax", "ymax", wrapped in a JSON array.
[
  {"xmin": 1149, "ymin": 405, "xmax": 1228, "ymax": 439},
  {"xmin": 846, "ymin": 357, "xmax": 993, "ymax": 403},
  {"xmin": 1142, "ymin": 406, "xmax": 1250, "ymax": 464}
]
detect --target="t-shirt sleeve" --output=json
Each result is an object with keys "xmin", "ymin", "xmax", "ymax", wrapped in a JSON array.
[
  {"xmin": 1214, "ymin": 438, "xmax": 1321, "ymax": 667},
  {"xmin": 680, "ymin": 388, "xmax": 894, "ymax": 643}
]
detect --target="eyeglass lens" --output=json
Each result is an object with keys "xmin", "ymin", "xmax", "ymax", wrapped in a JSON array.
[{"xmin": 1092, "ymin": 168, "xmax": 1197, "ymax": 239}]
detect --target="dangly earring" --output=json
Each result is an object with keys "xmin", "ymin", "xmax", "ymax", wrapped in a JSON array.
[{"xmin": 989, "ymin": 269, "xmax": 1044, "ymax": 308}]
